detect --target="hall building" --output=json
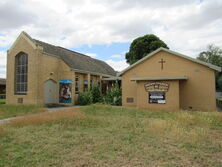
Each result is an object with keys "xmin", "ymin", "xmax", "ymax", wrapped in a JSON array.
[
  {"xmin": 119, "ymin": 47, "xmax": 221, "ymax": 111},
  {"xmin": 6, "ymin": 32, "xmax": 116, "ymax": 105}
]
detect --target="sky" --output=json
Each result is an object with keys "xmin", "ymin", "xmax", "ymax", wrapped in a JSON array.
[{"xmin": 0, "ymin": 0, "xmax": 222, "ymax": 78}]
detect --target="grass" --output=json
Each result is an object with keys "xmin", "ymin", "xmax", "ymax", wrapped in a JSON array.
[
  {"xmin": 0, "ymin": 104, "xmax": 47, "ymax": 120},
  {"xmin": 0, "ymin": 105, "xmax": 222, "ymax": 167},
  {"xmin": 0, "ymin": 98, "xmax": 5, "ymax": 104}
]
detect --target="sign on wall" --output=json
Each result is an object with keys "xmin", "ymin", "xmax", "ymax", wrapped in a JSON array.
[
  {"xmin": 144, "ymin": 82, "xmax": 169, "ymax": 104},
  {"xmin": 144, "ymin": 82, "xmax": 169, "ymax": 92},
  {"xmin": 59, "ymin": 80, "xmax": 72, "ymax": 103},
  {"xmin": 149, "ymin": 92, "xmax": 165, "ymax": 104}
]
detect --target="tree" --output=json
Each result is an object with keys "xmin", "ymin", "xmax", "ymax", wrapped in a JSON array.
[
  {"xmin": 125, "ymin": 34, "xmax": 169, "ymax": 65},
  {"xmin": 197, "ymin": 44, "xmax": 222, "ymax": 91},
  {"xmin": 197, "ymin": 44, "xmax": 222, "ymax": 67}
]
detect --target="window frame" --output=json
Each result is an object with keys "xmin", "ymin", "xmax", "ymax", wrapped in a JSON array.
[
  {"xmin": 14, "ymin": 52, "xmax": 28, "ymax": 95},
  {"xmin": 75, "ymin": 76, "xmax": 79, "ymax": 94}
]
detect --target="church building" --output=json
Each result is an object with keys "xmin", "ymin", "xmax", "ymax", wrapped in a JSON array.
[
  {"xmin": 119, "ymin": 47, "xmax": 221, "ymax": 111},
  {"xmin": 6, "ymin": 32, "xmax": 221, "ymax": 111},
  {"xmin": 6, "ymin": 32, "xmax": 116, "ymax": 106}
]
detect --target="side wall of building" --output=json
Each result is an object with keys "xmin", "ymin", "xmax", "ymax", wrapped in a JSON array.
[{"xmin": 122, "ymin": 51, "xmax": 216, "ymax": 111}]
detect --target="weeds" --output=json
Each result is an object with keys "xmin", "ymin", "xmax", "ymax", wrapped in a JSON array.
[
  {"xmin": 9, "ymin": 108, "xmax": 84, "ymax": 127},
  {"xmin": 0, "ymin": 105, "xmax": 222, "ymax": 167},
  {"xmin": 0, "ymin": 105, "xmax": 47, "ymax": 120}
]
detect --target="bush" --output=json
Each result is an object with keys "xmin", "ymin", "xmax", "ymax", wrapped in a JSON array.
[
  {"xmin": 77, "ymin": 91, "xmax": 93, "ymax": 105},
  {"xmin": 103, "ymin": 83, "xmax": 122, "ymax": 106},
  {"xmin": 91, "ymin": 84, "xmax": 101, "ymax": 103}
]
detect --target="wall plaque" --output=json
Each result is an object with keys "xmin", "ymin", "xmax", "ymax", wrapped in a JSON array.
[{"xmin": 144, "ymin": 82, "xmax": 169, "ymax": 92}]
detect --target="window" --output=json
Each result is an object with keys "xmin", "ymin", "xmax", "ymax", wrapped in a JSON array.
[
  {"xmin": 75, "ymin": 76, "xmax": 79, "ymax": 94},
  {"xmin": 15, "ymin": 52, "xmax": 28, "ymax": 94},
  {"xmin": 84, "ymin": 80, "xmax": 88, "ymax": 91}
]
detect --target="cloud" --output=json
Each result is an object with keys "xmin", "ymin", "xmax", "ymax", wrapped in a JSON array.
[
  {"xmin": 105, "ymin": 59, "xmax": 129, "ymax": 72},
  {"xmin": 110, "ymin": 54, "xmax": 121, "ymax": 58},
  {"xmin": 0, "ymin": 0, "xmax": 222, "ymax": 74},
  {"xmin": 0, "ymin": 0, "xmax": 35, "ymax": 30},
  {"xmin": 85, "ymin": 53, "xmax": 97, "ymax": 58},
  {"xmin": 0, "ymin": 51, "xmax": 6, "ymax": 78}
]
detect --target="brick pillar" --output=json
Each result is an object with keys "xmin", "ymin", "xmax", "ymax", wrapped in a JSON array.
[{"xmin": 87, "ymin": 73, "xmax": 91, "ymax": 90}]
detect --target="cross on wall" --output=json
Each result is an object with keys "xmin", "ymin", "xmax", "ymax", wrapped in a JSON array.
[{"xmin": 158, "ymin": 58, "xmax": 166, "ymax": 70}]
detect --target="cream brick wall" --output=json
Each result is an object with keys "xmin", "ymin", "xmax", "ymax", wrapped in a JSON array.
[
  {"xmin": 6, "ymin": 34, "xmax": 104, "ymax": 106},
  {"xmin": 122, "ymin": 50, "xmax": 216, "ymax": 111}
]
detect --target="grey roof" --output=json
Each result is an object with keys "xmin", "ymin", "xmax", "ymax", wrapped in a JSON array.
[
  {"xmin": 31, "ymin": 39, "xmax": 116, "ymax": 76},
  {"xmin": 102, "ymin": 77, "xmax": 122, "ymax": 81},
  {"xmin": 0, "ymin": 78, "xmax": 6, "ymax": 85},
  {"xmin": 119, "ymin": 47, "xmax": 221, "ymax": 76},
  {"xmin": 130, "ymin": 76, "xmax": 188, "ymax": 81}
]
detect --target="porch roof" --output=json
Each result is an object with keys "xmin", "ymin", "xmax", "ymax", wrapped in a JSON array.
[
  {"xmin": 130, "ymin": 76, "xmax": 188, "ymax": 81},
  {"xmin": 102, "ymin": 77, "xmax": 121, "ymax": 81}
]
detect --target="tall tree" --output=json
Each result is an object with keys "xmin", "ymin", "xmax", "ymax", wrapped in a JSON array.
[
  {"xmin": 197, "ymin": 44, "xmax": 222, "ymax": 67},
  {"xmin": 125, "ymin": 34, "xmax": 169, "ymax": 65},
  {"xmin": 197, "ymin": 44, "xmax": 222, "ymax": 91}
]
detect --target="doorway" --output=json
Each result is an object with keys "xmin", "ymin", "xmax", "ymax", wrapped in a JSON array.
[{"xmin": 44, "ymin": 79, "xmax": 57, "ymax": 105}]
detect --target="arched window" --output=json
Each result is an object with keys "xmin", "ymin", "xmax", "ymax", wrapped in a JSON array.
[{"xmin": 15, "ymin": 52, "xmax": 28, "ymax": 94}]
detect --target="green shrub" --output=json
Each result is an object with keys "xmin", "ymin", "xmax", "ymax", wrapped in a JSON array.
[
  {"xmin": 91, "ymin": 84, "xmax": 101, "ymax": 103},
  {"xmin": 77, "ymin": 91, "xmax": 93, "ymax": 105},
  {"xmin": 103, "ymin": 83, "xmax": 122, "ymax": 106}
]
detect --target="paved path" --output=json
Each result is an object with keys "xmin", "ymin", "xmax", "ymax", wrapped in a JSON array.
[{"xmin": 0, "ymin": 106, "xmax": 80, "ymax": 124}]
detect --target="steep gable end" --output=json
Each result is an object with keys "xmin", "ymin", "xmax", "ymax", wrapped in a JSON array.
[
  {"xmin": 8, "ymin": 31, "xmax": 37, "ymax": 54},
  {"xmin": 119, "ymin": 47, "xmax": 221, "ymax": 76}
]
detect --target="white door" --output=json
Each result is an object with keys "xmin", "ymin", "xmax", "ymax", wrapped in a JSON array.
[{"xmin": 44, "ymin": 80, "xmax": 56, "ymax": 104}]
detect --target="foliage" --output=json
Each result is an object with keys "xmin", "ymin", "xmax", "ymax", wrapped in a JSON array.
[
  {"xmin": 197, "ymin": 44, "xmax": 222, "ymax": 67},
  {"xmin": 197, "ymin": 44, "xmax": 222, "ymax": 91},
  {"xmin": 0, "ymin": 105, "xmax": 222, "ymax": 166},
  {"xmin": 77, "ymin": 91, "xmax": 93, "ymax": 105},
  {"xmin": 125, "ymin": 34, "xmax": 169, "ymax": 65},
  {"xmin": 0, "ymin": 99, "xmax": 5, "ymax": 105},
  {"xmin": 217, "ymin": 75, "xmax": 222, "ymax": 91},
  {"xmin": 103, "ymin": 83, "xmax": 122, "ymax": 106},
  {"xmin": 91, "ymin": 84, "xmax": 101, "ymax": 103}
]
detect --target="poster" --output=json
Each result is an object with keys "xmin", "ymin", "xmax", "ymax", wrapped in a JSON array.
[
  {"xmin": 149, "ymin": 92, "xmax": 165, "ymax": 104},
  {"xmin": 59, "ymin": 80, "xmax": 72, "ymax": 103}
]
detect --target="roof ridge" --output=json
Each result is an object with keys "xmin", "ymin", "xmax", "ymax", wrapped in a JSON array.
[{"xmin": 119, "ymin": 47, "xmax": 221, "ymax": 76}]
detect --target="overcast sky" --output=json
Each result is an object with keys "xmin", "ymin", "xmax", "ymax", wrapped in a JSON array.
[{"xmin": 0, "ymin": 0, "xmax": 222, "ymax": 78}]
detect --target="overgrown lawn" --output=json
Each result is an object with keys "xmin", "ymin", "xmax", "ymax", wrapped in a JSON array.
[
  {"xmin": 0, "ymin": 105, "xmax": 222, "ymax": 167},
  {"xmin": 0, "ymin": 104, "xmax": 47, "ymax": 120}
]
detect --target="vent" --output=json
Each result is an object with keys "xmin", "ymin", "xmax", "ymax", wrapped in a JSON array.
[
  {"xmin": 18, "ymin": 98, "xmax": 23, "ymax": 104},
  {"xmin": 126, "ymin": 98, "xmax": 134, "ymax": 103}
]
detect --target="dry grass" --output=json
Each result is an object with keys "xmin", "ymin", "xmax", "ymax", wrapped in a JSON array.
[
  {"xmin": 0, "ymin": 105, "xmax": 222, "ymax": 167},
  {"xmin": 0, "ymin": 105, "xmax": 47, "ymax": 119},
  {"xmin": 0, "ymin": 126, "xmax": 4, "ymax": 136},
  {"xmin": 9, "ymin": 108, "xmax": 84, "ymax": 127}
]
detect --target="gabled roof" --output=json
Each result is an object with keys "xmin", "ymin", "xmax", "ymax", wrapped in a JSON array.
[
  {"xmin": 17, "ymin": 32, "xmax": 117, "ymax": 77},
  {"xmin": 119, "ymin": 47, "xmax": 221, "ymax": 76},
  {"xmin": 0, "ymin": 78, "xmax": 6, "ymax": 85}
]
